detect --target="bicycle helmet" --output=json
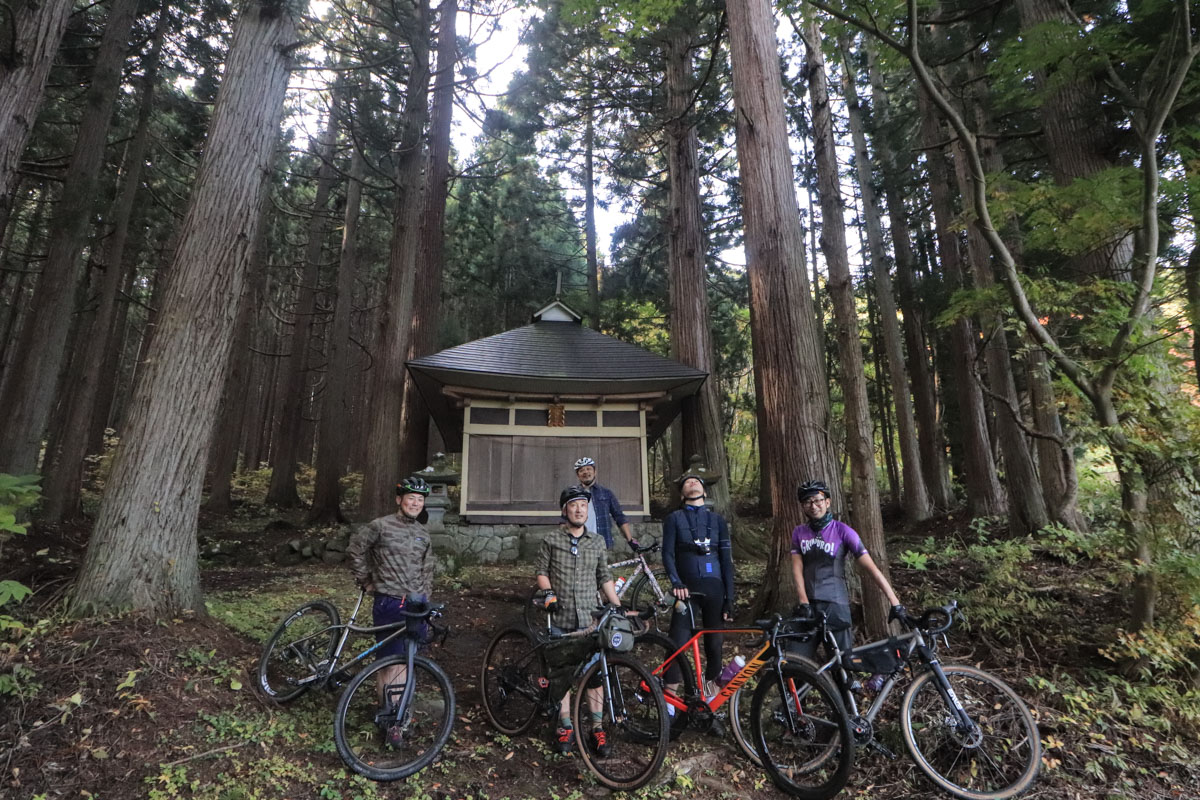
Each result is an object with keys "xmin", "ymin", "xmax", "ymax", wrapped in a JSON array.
[
  {"xmin": 396, "ymin": 475, "xmax": 431, "ymax": 497},
  {"xmin": 574, "ymin": 456, "xmax": 596, "ymax": 470},
  {"xmin": 560, "ymin": 485, "xmax": 592, "ymax": 509},
  {"xmin": 797, "ymin": 480, "xmax": 831, "ymax": 501}
]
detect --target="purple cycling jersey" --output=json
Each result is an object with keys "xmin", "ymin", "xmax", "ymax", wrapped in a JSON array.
[{"xmin": 790, "ymin": 520, "xmax": 868, "ymax": 605}]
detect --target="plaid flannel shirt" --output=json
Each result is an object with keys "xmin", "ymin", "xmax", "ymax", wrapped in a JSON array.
[{"xmin": 536, "ymin": 526, "xmax": 612, "ymax": 630}]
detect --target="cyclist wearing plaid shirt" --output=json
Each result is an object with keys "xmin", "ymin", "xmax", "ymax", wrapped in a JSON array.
[{"xmin": 536, "ymin": 485, "xmax": 621, "ymax": 756}]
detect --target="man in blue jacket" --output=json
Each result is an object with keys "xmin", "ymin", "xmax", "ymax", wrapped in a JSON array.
[{"xmin": 573, "ymin": 456, "xmax": 635, "ymax": 550}]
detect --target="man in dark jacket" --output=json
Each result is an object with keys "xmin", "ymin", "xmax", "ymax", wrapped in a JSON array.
[
  {"xmin": 661, "ymin": 474, "xmax": 735, "ymax": 700},
  {"xmin": 573, "ymin": 456, "xmax": 635, "ymax": 550}
]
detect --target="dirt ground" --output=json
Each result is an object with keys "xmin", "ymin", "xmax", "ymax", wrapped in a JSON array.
[{"xmin": 2, "ymin": 515, "xmax": 1197, "ymax": 800}]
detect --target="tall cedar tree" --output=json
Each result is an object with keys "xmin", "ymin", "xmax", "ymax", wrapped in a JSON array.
[
  {"xmin": 803, "ymin": 15, "xmax": 891, "ymax": 638},
  {"xmin": 726, "ymin": 0, "xmax": 839, "ymax": 612},
  {"xmin": 0, "ymin": 0, "xmax": 140, "ymax": 477},
  {"xmin": 361, "ymin": 0, "xmax": 431, "ymax": 518},
  {"xmin": 71, "ymin": 0, "xmax": 297, "ymax": 614}
]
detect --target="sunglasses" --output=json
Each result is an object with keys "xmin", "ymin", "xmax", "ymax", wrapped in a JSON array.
[{"xmin": 570, "ymin": 542, "xmax": 579, "ymax": 557}]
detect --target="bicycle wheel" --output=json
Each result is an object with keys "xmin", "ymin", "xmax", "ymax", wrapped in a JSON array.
[
  {"xmin": 901, "ymin": 664, "xmax": 1040, "ymax": 800},
  {"xmin": 480, "ymin": 626, "xmax": 548, "ymax": 735},
  {"xmin": 728, "ymin": 670, "xmax": 763, "ymax": 765},
  {"xmin": 752, "ymin": 662, "xmax": 854, "ymax": 799},
  {"xmin": 629, "ymin": 630, "xmax": 693, "ymax": 739},
  {"xmin": 334, "ymin": 654, "xmax": 455, "ymax": 782},
  {"xmin": 257, "ymin": 600, "xmax": 340, "ymax": 703},
  {"xmin": 624, "ymin": 567, "xmax": 672, "ymax": 626},
  {"xmin": 572, "ymin": 653, "xmax": 669, "ymax": 792}
]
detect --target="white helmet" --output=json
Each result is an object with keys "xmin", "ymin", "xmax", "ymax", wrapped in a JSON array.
[{"xmin": 574, "ymin": 456, "xmax": 596, "ymax": 470}]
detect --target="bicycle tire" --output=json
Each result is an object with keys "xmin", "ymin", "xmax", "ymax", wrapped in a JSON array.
[
  {"xmin": 257, "ymin": 599, "xmax": 340, "ymax": 703},
  {"xmin": 624, "ymin": 567, "xmax": 672, "ymax": 625},
  {"xmin": 334, "ymin": 654, "xmax": 455, "ymax": 781},
  {"xmin": 572, "ymin": 653, "xmax": 669, "ymax": 792},
  {"xmin": 901, "ymin": 664, "xmax": 1040, "ymax": 800},
  {"xmin": 751, "ymin": 661, "xmax": 854, "ymax": 799},
  {"xmin": 629, "ymin": 630, "xmax": 693, "ymax": 739},
  {"xmin": 480, "ymin": 626, "xmax": 548, "ymax": 735},
  {"xmin": 727, "ymin": 670, "xmax": 763, "ymax": 765}
]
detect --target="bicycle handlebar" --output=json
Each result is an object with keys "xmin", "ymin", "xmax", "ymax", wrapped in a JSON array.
[{"xmin": 631, "ymin": 541, "xmax": 660, "ymax": 555}]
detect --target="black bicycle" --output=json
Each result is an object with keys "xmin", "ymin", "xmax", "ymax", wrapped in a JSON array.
[
  {"xmin": 256, "ymin": 591, "xmax": 455, "ymax": 781},
  {"xmin": 523, "ymin": 541, "xmax": 672, "ymax": 639},
  {"xmin": 786, "ymin": 601, "xmax": 1041, "ymax": 800},
  {"xmin": 480, "ymin": 604, "xmax": 670, "ymax": 792}
]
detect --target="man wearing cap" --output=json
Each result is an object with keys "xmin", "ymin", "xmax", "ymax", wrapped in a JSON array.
[
  {"xmin": 661, "ymin": 473, "xmax": 735, "ymax": 701},
  {"xmin": 573, "ymin": 456, "xmax": 635, "ymax": 550},
  {"xmin": 536, "ymin": 485, "xmax": 622, "ymax": 756}
]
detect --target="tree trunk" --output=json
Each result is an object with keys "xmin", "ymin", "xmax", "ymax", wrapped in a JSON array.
[
  {"xmin": 204, "ymin": 190, "xmax": 274, "ymax": 515},
  {"xmin": 867, "ymin": 46, "xmax": 953, "ymax": 510},
  {"xmin": 70, "ymin": 0, "xmax": 296, "ymax": 615},
  {"xmin": 0, "ymin": 0, "xmax": 73, "ymax": 218},
  {"xmin": 360, "ymin": 0, "xmax": 432, "ymax": 517},
  {"xmin": 265, "ymin": 105, "xmax": 340, "ymax": 507},
  {"xmin": 0, "ymin": 0, "xmax": 140, "ymax": 477},
  {"xmin": 842, "ymin": 36, "xmax": 932, "ymax": 523},
  {"xmin": 726, "ymin": 0, "xmax": 839, "ymax": 613},
  {"xmin": 805, "ymin": 18, "xmax": 890, "ymax": 638},
  {"xmin": 662, "ymin": 20, "xmax": 733, "ymax": 515},
  {"xmin": 583, "ymin": 93, "xmax": 601, "ymax": 330},
  {"xmin": 951, "ymin": 139, "xmax": 1049, "ymax": 534},
  {"xmin": 309, "ymin": 117, "xmax": 365, "ymax": 523},
  {"xmin": 40, "ymin": 2, "xmax": 167, "ymax": 523},
  {"xmin": 917, "ymin": 90, "xmax": 1005, "ymax": 517},
  {"xmin": 397, "ymin": 0, "xmax": 456, "ymax": 480}
]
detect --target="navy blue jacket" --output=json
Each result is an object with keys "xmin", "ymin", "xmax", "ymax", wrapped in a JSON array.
[{"xmin": 662, "ymin": 504, "xmax": 735, "ymax": 610}]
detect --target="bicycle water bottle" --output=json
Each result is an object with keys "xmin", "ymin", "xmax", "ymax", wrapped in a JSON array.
[
  {"xmin": 614, "ymin": 576, "xmax": 626, "ymax": 594},
  {"xmin": 718, "ymin": 655, "xmax": 746, "ymax": 686}
]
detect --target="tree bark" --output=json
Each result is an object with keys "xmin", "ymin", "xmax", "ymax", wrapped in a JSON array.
[
  {"xmin": 917, "ymin": 90, "xmax": 1005, "ymax": 517},
  {"xmin": 265, "ymin": 105, "xmax": 340, "ymax": 506},
  {"xmin": 40, "ymin": 2, "xmax": 167, "ymax": 522},
  {"xmin": 397, "ymin": 0, "xmax": 456, "ymax": 480},
  {"xmin": 867, "ymin": 47, "xmax": 953, "ymax": 511},
  {"xmin": 805, "ymin": 18, "xmax": 890, "ymax": 638},
  {"xmin": 841, "ymin": 35, "xmax": 932, "ymax": 523},
  {"xmin": 726, "ymin": 0, "xmax": 840, "ymax": 613},
  {"xmin": 0, "ymin": 0, "xmax": 73, "ymax": 219},
  {"xmin": 310, "ymin": 114, "xmax": 365, "ymax": 523},
  {"xmin": 360, "ymin": 0, "xmax": 431, "ymax": 517},
  {"xmin": 0, "ymin": 0, "xmax": 140, "ymax": 477},
  {"xmin": 951, "ymin": 139, "xmax": 1049, "ymax": 534},
  {"xmin": 71, "ymin": 0, "xmax": 296, "ymax": 615},
  {"xmin": 204, "ymin": 190, "xmax": 274, "ymax": 515},
  {"xmin": 583, "ymin": 92, "xmax": 601, "ymax": 330},
  {"xmin": 662, "ymin": 20, "xmax": 733, "ymax": 515}
]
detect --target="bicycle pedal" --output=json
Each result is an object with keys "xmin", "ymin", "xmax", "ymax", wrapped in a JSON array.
[{"xmin": 868, "ymin": 739, "xmax": 897, "ymax": 760}]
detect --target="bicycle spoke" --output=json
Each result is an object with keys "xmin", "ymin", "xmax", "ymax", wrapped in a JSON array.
[
  {"xmin": 334, "ymin": 655, "xmax": 455, "ymax": 781},
  {"xmin": 902, "ymin": 665, "xmax": 1040, "ymax": 800}
]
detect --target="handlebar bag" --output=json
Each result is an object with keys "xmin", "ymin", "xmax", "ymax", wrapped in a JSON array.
[{"xmin": 598, "ymin": 615, "xmax": 636, "ymax": 652}]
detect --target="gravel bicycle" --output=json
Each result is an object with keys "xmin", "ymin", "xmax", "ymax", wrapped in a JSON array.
[
  {"xmin": 632, "ymin": 604, "xmax": 855, "ymax": 799},
  {"xmin": 257, "ymin": 591, "xmax": 455, "ymax": 781},
  {"xmin": 523, "ymin": 540, "xmax": 671, "ymax": 638},
  {"xmin": 481, "ymin": 604, "xmax": 670, "ymax": 791},
  {"xmin": 787, "ymin": 600, "xmax": 1040, "ymax": 800}
]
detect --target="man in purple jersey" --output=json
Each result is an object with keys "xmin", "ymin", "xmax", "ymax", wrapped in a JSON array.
[{"xmin": 789, "ymin": 480, "xmax": 904, "ymax": 662}]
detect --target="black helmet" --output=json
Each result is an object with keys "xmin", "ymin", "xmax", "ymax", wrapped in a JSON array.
[
  {"xmin": 560, "ymin": 485, "xmax": 592, "ymax": 509},
  {"xmin": 397, "ymin": 475, "xmax": 431, "ymax": 497},
  {"xmin": 797, "ymin": 480, "xmax": 830, "ymax": 502}
]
